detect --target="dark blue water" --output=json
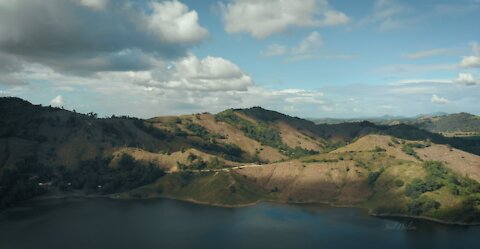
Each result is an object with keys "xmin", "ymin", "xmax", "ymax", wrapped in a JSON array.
[{"xmin": 0, "ymin": 198, "xmax": 478, "ymax": 249}]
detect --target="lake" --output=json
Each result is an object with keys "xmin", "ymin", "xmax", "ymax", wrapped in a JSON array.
[{"xmin": 0, "ymin": 198, "xmax": 478, "ymax": 249}]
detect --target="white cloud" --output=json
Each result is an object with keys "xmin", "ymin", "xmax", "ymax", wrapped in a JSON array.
[
  {"xmin": 460, "ymin": 42, "xmax": 480, "ymax": 68},
  {"xmin": 377, "ymin": 64, "xmax": 457, "ymax": 75},
  {"xmin": 391, "ymin": 79, "xmax": 453, "ymax": 85},
  {"xmin": 260, "ymin": 44, "xmax": 287, "ymax": 57},
  {"xmin": 361, "ymin": 0, "xmax": 409, "ymax": 31},
  {"xmin": 50, "ymin": 95, "xmax": 64, "ymax": 107},
  {"xmin": 291, "ymin": 31, "xmax": 323, "ymax": 60},
  {"xmin": 142, "ymin": 1, "xmax": 208, "ymax": 44},
  {"xmin": 291, "ymin": 31, "xmax": 323, "ymax": 56},
  {"xmin": 21, "ymin": 54, "xmax": 253, "ymax": 93},
  {"xmin": 402, "ymin": 48, "xmax": 453, "ymax": 60},
  {"xmin": 262, "ymin": 31, "xmax": 324, "ymax": 61},
  {"xmin": 456, "ymin": 73, "xmax": 478, "ymax": 85},
  {"xmin": 76, "ymin": 0, "xmax": 109, "ymax": 10},
  {"xmin": 431, "ymin": 94, "xmax": 449, "ymax": 104},
  {"xmin": 391, "ymin": 73, "xmax": 479, "ymax": 86},
  {"xmin": 460, "ymin": 56, "xmax": 480, "ymax": 68},
  {"xmin": 153, "ymin": 54, "xmax": 254, "ymax": 91},
  {"xmin": 219, "ymin": 0, "xmax": 349, "ymax": 39},
  {"xmin": 0, "ymin": 0, "xmax": 209, "ymax": 75}
]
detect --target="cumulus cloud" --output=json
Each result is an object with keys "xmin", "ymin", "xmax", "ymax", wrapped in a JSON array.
[
  {"xmin": 0, "ymin": 0, "xmax": 208, "ymax": 74},
  {"xmin": 23, "ymin": 54, "xmax": 253, "ymax": 93},
  {"xmin": 145, "ymin": 54, "xmax": 254, "ymax": 91},
  {"xmin": 461, "ymin": 56, "xmax": 480, "ymax": 68},
  {"xmin": 460, "ymin": 42, "xmax": 480, "ymax": 68},
  {"xmin": 50, "ymin": 95, "xmax": 64, "ymax": 107},
  {"xmin": 431, "ymin": 94, "xmax": 449, "ymax": 104},
  {"xmin": 219, "ymin": 0, "xmax": 349, "ymax": 39},
  {"xmin": 142, "ymin": 1, "xmax": 208, "ymax": 44},
  {"xmin": 456, "ymin": 73, "xmax": 479, "ymax": 85}
]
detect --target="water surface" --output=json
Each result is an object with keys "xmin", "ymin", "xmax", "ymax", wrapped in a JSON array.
[{"xmin": 0, "ymin": 198, "xmax": 478, "ymax": 249}]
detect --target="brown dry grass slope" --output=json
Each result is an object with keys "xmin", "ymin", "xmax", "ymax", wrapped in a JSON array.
[
  {"xmin": 332, "ymin": 134, "xmax": 417, "ymax": 161},
  {"xmin": 113, "ymin": 147, "xmax": 241, "ymax": 172},
  {"xmin": 235, "ymin": 160, "xmax": 372, "ymax": 205},
  {"xmin": 189, "ymin": 113, "xmax": 286, "ymax": 162},
  {"xmin": 416, "ymin": 144, "xmax": 480, "ymax": 182}
]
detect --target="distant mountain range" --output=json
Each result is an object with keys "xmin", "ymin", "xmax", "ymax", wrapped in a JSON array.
[
  {"xmin": 311, "ymin": 112, "xmax": 480, "ymax": 134},
  {"xmin": 1, "ymin": 97, "xmax": 479, "ymax": 224}
]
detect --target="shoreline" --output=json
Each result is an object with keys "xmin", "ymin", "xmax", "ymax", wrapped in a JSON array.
[
  {"xmin": 371, "ymin": 213, "xmax": 480, "ymax": 226},
  {"xmin": 9, "ymin": 194, "xmax": 478, "ymax": 226}
]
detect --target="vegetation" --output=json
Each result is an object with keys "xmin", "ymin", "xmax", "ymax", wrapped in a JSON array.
[
  {"xmin": 394, "ymin": 179, "xmax": 404, "ymax": 187},
  {"xmin": 133, "ymin": 119, "xmax": 169, "ymax": 140},
  {"xmin": 184, "ymin": 120, "xmax": 226, "ymax": 140},
  {"xmin": 368, "ymin": 171, "xmax": 382, "ymax": 186},
  {"xmin": 0, "ymin": 154, "xmax": 165, "ymax": 209},
  {"xmin": 406, "ymin": 196, "xmax": 441, "ymax": 215},
  {"xmin": 405, "ymin": 178, "xmax": 443, "ymax": 198},
  {"xmin": 191, "ymin": 140, "xmax": 244, "ymax": 161},
  {"xmin": 0, "ymin": 156, "xmax": 50, "ymax": 209},
  {"xmin": 177, "ymin": 155, "xmax": 226, "ymax": 171},
  {"xmin": 301, "ymin": 158, "xmax": 339, "ymax": 163},
  {"xmin": 215, "ymin": 109, "xmax": 317, "ymax": 158},
  {"xmin": 415, "ymin": 113, "xmax": 480, "ymax": 133},
  {"xmin": 145, "ymin": 171, "xmax": 270, "ymax": 206},
  {"xmin": 2, "ymin": 98, "xmax": 480, "ymax": 224},
  {"xmin": 215, "ymin": 109, "xmax": 284, "ymax": 148},
  {"xmin": 401, "ymin": 142, "xmax": 428, "ymax": 159}
]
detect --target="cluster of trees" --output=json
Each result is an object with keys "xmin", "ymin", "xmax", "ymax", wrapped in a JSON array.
[
  {"xmin": 57, "ymin": 154, "xmax": 165, "ymax": 194},
  {"xmin": 0, "ymin": 154, "xmax": 166, "ymax": 209},
  {"xmin": 191, "ymin": 140, "xmax": 243, "ymax": 161},
  {"xmin": 184, "ymin": 121, "xmax": 226, "ymax": 140},
  {"xmin": 404, "ymin": 162, "xmax": 450, "ymax": 198},
  {"xmin": 215, "ymin": 110, "xmax": 317, "ymax": 158},
  {"xmin": 184, "ymin": 122, "xmax": 209, "ymax": 138},
  {"xmin": 401, "ymin": 142, "xmax": 430, "ymax": 159},
  {"xmin": 0, "ymin": 156, "xmax": 50, "ymax": 209},
  {"xmin": 406, "ymin": 196, "xmax": 440, "ymax": 215},
  {"xmin": 404, "ymin": 161, "xmax": 480, "ymax": 217},
  {"xmin": 301, "ymin": 158, "xmax": 339, "ymax": 163},
  {"xmin": 215, "ymin": 110, "xmax": 284, "ymax": 148},
  {"xmin": 133, "ymin": 119, "xmax": 169, "ymax": 140},
  {"xmin": 405, "ymin": 178, "xmax": 443, "ymax": 198},
  {"xmin": 177, "ymin": 154, "xmax": 225, "ymax": 171}
]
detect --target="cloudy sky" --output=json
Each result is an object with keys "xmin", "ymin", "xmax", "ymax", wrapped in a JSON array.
[{"xmin": 0, "ymin": 0, "xmax": 479, "ymax": 118}]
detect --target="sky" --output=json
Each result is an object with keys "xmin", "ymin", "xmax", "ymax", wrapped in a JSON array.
[{"xmin": 0, "ymin": 0, "xmax": 479, "ymax": 119}]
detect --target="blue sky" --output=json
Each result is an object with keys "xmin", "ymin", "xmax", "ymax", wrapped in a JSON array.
[{"xmin": 0, "ymin": 0, "xmax": 479, "ymax": 118}]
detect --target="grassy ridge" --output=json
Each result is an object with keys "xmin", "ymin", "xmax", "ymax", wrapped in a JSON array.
[
  {"xmin": 365, "ymin": 160, "xmax": 480, "ymax": 223},
  {"xmin": 127, "ymin": 171, "xmax": 272, "ymax": 206},
  {"xmin": 215, "ymin": 109, "xmax": 317, "ymax": 158}
]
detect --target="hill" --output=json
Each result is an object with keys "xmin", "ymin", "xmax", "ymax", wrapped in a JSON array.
[
  {"xmin": 1, "ymin": 97, "xmax": 480, "ymax": 224},
  {"xmin": 313, "ymin": 112, "xmax": 480, "ymax": 135}
]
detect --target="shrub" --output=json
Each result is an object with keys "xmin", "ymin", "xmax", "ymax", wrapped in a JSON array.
[
  {"xmin": 395, "ymin": 179, "xmax": 404, "ymax": 187},
  {"xmin": 368, "ymin": 171, "xmax": 382, "ymax": 186},
  {"xmin": 184, "ymin": 122, "xmax": 209, "ymax": 138},
  {"xmin": 214, "ymin": 110, "xmax": 316, "ymax": 158},
  {"xmin": 406, "ymin": 196, "xmax": 440, "ymax": 215},
  {"xmin": 405, "ymin": 178, "xmax": 443, "ymax": 198}
]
